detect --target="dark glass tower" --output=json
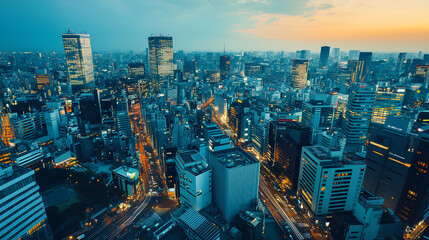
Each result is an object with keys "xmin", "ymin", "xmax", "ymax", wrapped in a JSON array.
[{"xmin": 319, "ymin": 46, "xmax": 330, "ymax": 68}]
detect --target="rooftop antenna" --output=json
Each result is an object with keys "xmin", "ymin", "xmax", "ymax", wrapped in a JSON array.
[{"xmin": 223, "ymin": 42, "xmax": 226, "ymax": 54}]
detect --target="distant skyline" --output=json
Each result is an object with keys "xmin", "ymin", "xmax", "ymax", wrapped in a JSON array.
[{"xmin": 1, "ymin": 0, "xmax": 429, "ymax": 52}]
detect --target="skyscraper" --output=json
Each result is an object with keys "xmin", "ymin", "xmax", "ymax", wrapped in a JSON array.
[
  {"xmin": 62, "ymin": 30, "xmax": 95, "ymax": 90},
  {"xmin": 291, "ymin": 59, "xmax": 309, "ymax": 89},
  {"xmin": 363, "ymin": 117, "xmax": 429, "ymax": 225},
  {"xmin": 358, "ymin": 52, "xmax": 372, "ymax": 82},
  {"xmin": 219, "ymin": 55, "xmax": 231, "ymax": 81},
  {"xmin": 297, "ymin": 145, "xmax": 366, "ymax": 218},
  {"xmin": 342, "ymin": 83, "xmax": 376, "ymax": 151},
  {"xmin": 0, "ymin": 164, "xmax": 53, "ymax": 240},
  {"xmin": 348, "ymin": 60, "xmax": 364, "ymax": 83},
  {"xmin": 396, "ymin": 52, "xmax": 406, "ymax": 75},
  {"xmin": 148, "ymin": 36, "xmax": 173, "ymax": 92},
  {"xmin": 371, "ymin": 86, "xmax": 405, "ymax": 124},
  {"xmin": 319, "ymin": 46, "xmax": 330, "ymax": 68},
  {"xmin": 208, "ymin": 147, "xmax": 260, "ymax": 220}
]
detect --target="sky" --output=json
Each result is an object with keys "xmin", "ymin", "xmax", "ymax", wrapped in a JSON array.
[{"xmin": 1, "ymin": 0, "xmax": 428, "ymax": 52}]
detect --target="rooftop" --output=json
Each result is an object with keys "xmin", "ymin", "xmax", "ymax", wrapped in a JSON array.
[
  {"xmin": 177, "ymin": 150, "xmax": 210, "ymax": 176},
  {"xmin": 172, "ymin": 206, "xmax": 220, "ymax": 240},
  {"xmin": 211, "ymin": 147, "xmax": 258, "ymax": 168},
  {"xmin": 0, "ymin": 164, "xmax": 32, "ymax": 187},
  {"xmin": 112, "ymin": 166, "xmax": 139, "ymax": 180}
]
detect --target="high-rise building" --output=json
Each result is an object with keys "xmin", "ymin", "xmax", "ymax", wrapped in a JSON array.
[
  {"xmin": 62, "ymin": 30, "xmax": 95, "ymax": 90},
  {"xmin": 333, "ymin": 48, "xmax": 340, "ymax": 58},
  {"xmin": 128, "ymin": 62, "xmax": 145, "ymax": 79},
  {"xmin": 44, "ymin": 110, "xmax": 59, "ymax": 139},
  {"xmin": 319, "ymin": 46, "xmax": 330, "ymax": 68},
  {"xmin": 291, "ymin": 59, "xmax": 309, "ymax": 89},
  {"xmin": 396, "ymin": 52, "xmax": 406, "ymax": 75},
  {"xmin": 348, "ymin": 60, "xmax": 364, "ymax": 83},
  {"xmin": 297, "ymin": 145, "xmax": 366, "ymax": 218},
  {"xmin": 175, "ymin": 150, "xmax": 212, "ymax": 211},
  {"xmin": 371, "ymin": 86, "xmax": 405, "ymax": 124},
  {"xmin": 112, "ymin": 166, "xmax": 140, "ymax": 197},
  {"xmin": 116, "ymin": 110, "xmax": 131, "ymax": 139},
  {"xmin": 228, "ymin": 99, "xmax": 251, "ymax": 142},
  {"xmin": 302, "ymin": 97, "xmax": 334, "ymax": 131},
  {"xmin": 148, "ymin": 36, "xmax": 173, "ymax": 92},
  {"xmin": 244, "ymin": 63, "xmax": 261, "ymax": 77},
  {"xmin": 36, "ymin": 74, "xmax": 50, "ymax": 90},
  {"xmin": 208, "ymin": 147, "xmax": 260, "ymax": 220},
  {"xmin": 363, "ymin": 117, "xmax": 429, "ymax": 225},
  {"xmin": 219, "ymin": 55, "xmax": 231, "ymax": 81},
  {"xmin": 0, "ymin": 164, "xmax": 53, "ymax": 240},
  {"xmin": 275, "ymin": 122, "xmax": 312, "ymax": 192},
  {"xmin": 342, "ymin": 83, "xmax": 376, "ymax": 151},
  {"xmin": 349, "ymin": 50, "xmax": 360, "ymax": 60},
  {"xmin": 358, "ymin": 52, "xmax": 373, "ymax": 82}
]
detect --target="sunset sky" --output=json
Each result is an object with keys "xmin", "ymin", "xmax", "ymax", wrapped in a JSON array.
[{"xmin": 1, "ymin": 0, "xmax": 428, "ymax": 52}]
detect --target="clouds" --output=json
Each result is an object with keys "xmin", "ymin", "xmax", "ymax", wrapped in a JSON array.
[{"xmin": 0, "ymin": 0, "xmax": 428, "ymax": 52}]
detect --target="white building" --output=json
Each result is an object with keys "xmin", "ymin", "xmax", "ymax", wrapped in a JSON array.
[
  {"xmin": 208, "ymin": 147, "xmax": 260, "ymax": 221},
  {"xmin": 112, "ymin": 166, "xmax": 140, "ymax": 197},
  {"xmin": 0, "ymin": 164, "xmax": 52, "ymax": 239},
  {"xmin": 45, "ymin": 110, "xmax": 60, "ymax": 139},
  {"xmin": 175, "ymin": 150, "xmax": 212, "ymax": 211},
  {"xmin": 298, "ymin": 145, "xmax": 366, "ymax": 218}
]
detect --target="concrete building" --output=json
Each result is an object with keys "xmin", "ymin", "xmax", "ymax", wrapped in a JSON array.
[
  {"xmin": 0, "ymin": 164, "xmax": 52, "ymax": 240},
  {"xmin": 62, "ymin": 30, "xmax": 95, "ymax": 90},
  {"xmin": 291, "ymin": 59, "xmax": 309, "ymax": 89},
  {"xmin": 112, "ymin": 166, "xmax": 140, "ymax": 197},
  {"xmin": 175, "ymin": 150, "xmax": 212, "ymax": 211},
  {"xmin": 298, "ymin": 145, "xmax": 366, "ymax": 219},
  {"xmin": 44, "ymin": 110, "xmax": 60, "ymax": 139},
  {"xmin": 208, "ymin": 147, "xmax": 260, "ymax": 220},
  {"xmin": 342, "ymin": 83, "xmax": 376, "ymax": 151}
]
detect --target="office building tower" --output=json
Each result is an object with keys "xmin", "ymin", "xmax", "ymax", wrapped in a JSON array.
[
  {"xmin": 36, "ymin": 74, "xmax": 50, "ymax": 90},
  {"xmin": 244, "ymin": 63, "xmax": 261, "ymax": 77},
  {"xmin": 252, "ymin": 119, "xmax": 269, "ymax": 159},
  {"xmin": 363, "ymin": 117, "xmax": 429, "ymax": 225},
  {"xmin": 291, "ymin": 59, "xmax": 309, "ymax": 89},
  {"xmin": 183, "ymin": 60, "xmax": 197, "ymax": 74},
  {"xmin": 302, "ymin": 96, "xmax": 334, "ymax": 131},
  {"xmin": 1, "ymin": 114, "xmax": 14, "ymax": 146},
  {"xmin": 116, "ymin": 110, "xmax": 132, "ymax": 139},
  {"xmin": 299, "ymin": 50, "xmax": 310, "ymax": 59},
  {"xmin": 349, "ymin": 50, "xmax": 360, "ymax": 60},
  {"xmin": 396, "ymin": 52, "xmax": 406, "ymax": 75},
  {"xmin": 333, "ymin": 48, "xmax": 340, "ymax": 58},
  {"xmin": 148, "ymin": 36, "xmax": 173, "ymax": 92},
  {"xmin": 62, "ymin": 30, "xmax": 95, "ymax": 90},
  {"xmin": 395, "ymin": 127, "xmax": 429, "ymax": 225},
  {"xmin": 275, "ymin": 122, "xmax": 312, "ymax": 192},
  {"xmin": 175, "ymin": 150, "xmax": 212, "ymax": 211},
  {"xmin": 267, "ymin": 121, "xmax": 290, "ymax": 162},
  {"xmin": 330, "ymin": 189, "xmax": 406, "ymax": 240},
  {"xmin": 371, "ymin": 86, "xmax": 405, "ymax": 124},
  {"xmin": 0, "ymin": 164, "xmax": 52, "ymax": 240},
  {"xmin": 348, "ymin": 60, "xmax": 364, "ymax": 83},
  {"xmin": 424, "ymin": 54, "xmax": 429, "ymax": 65},
  {"xmin": 228, "ymin": 99, "xmax": 251, "ymax": 142},
  {"xmin": 128, "ymin": 62, "xmax": 145, "ymax": 79},
  {"xmin": 342, "ymin": 84, "xmax": 376, "ymax": 151},
  {"xmin": 219, "ymin": 55, "xmax": 231, "ymax": 81},
  {"xmin": 208, "ymin": 148, "xmax": 260, "ymax": 220},
  {"xmin": 359, "ymin": 52, "xmax": 373, "ymax": 82},
  {"xmin": 10, "ymin": 113, "xmax": 44, "ymax": 141},
  {"xmin": 319, "ymin": 46, "xmax": 330, "ymax": 68},
  {"xmin": 414, "ymin": 65, "xmax": 429, "ymax": 84},
  {"xmin": 297, "ymin": 145, "xmax": 366, "ymax": 218},
  {"xmin": 44, "ymin": 110, "xmax": 60, "ymax": 139}
]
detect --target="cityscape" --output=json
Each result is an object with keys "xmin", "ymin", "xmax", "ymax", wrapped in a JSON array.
[{"xmin": 1, "ymin": 1, "xmax": 429, "ymax": 240}]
